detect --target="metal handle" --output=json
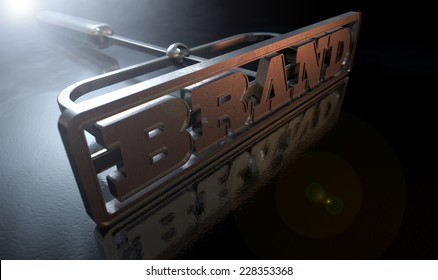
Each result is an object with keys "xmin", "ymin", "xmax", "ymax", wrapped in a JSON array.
[{"xmin": 38, "ymin": 10, "xmax": 113, "ymax": 48}]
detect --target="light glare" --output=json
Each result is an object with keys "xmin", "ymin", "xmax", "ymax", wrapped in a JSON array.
[{"xmin": 5, "ymin": 0, "xmax": 35, "ymax": 17}]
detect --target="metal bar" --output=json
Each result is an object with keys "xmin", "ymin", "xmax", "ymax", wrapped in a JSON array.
[
  {"xmin": 55, "ymin": 31, "xmax": 276, "ymax": 110},
  {"xmin": 191, "ymin": 32, "xmax": 279, "ymax": 55},
  {"xmin": 101, "ymin": 34, "xmax": 259, "ymax": 77},
  {"xmin": 58, "ymin": 56, "xmax": 173, "ymax": 111},
  {"xmin": 107, "ymin": 35, "xmax": 167, "ymax": 56},
  {"xmin": 61, "ymin": 12, "xmax": 360, "ymax": 115}
]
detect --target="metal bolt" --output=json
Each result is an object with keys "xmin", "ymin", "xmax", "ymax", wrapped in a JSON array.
[{"xmin": 166, "ymin": 42, "xmax": 191, "ymax": 63}]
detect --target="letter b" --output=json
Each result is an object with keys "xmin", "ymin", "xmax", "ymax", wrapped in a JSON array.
[{"xmin": 93, "ymin": 96, "xmax": 192, "ymax": 201}]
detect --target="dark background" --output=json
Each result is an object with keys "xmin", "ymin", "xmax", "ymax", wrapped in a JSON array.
[{"xmin": 1, "ymin": 0, "xmax": 436, "ymax": 259}]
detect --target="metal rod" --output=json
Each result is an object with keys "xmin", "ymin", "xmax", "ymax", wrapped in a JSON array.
[{"xmin": 38, "ymin": 11, "xmax": 282, "ymax": 110}]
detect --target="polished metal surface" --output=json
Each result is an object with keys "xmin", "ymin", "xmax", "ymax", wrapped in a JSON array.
[
  {"xmin": 1, "ymin": 0, "xmax": 435, "ymax": 260},
  {"xmin": 48, "ymin": 11, "xmax": 360, "ymax": 226}
]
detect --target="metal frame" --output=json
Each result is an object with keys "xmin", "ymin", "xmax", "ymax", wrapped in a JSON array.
[{"xmin": 52, "ymin": 11, "xmax": 361, "ymax": 226}]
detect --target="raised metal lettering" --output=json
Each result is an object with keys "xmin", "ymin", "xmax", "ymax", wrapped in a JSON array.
[{"xmin": 93, "ymin": 96, "xmax": 192, "ymax": 200}]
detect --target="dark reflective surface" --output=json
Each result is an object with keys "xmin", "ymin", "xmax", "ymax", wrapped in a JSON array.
[
  {"xmin": 96, "ymin": 79, "xmax": 348, "ymax": 259},
  {"xmin": 1, "ymin": 0, "xmax": 436, "ymax": 259}
]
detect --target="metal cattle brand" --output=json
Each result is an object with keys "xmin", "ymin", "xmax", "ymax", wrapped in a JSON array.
[
  {"xmin": 40, "ymin": 11, "xmax": 361, "ymax": 226},
  {"xmin": 95, "ymin": 78, "xmax": 349, "ymax": 259}
]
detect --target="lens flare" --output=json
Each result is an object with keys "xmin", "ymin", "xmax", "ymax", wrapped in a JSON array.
[
  {"xmin": 325, "ymin": 196, "xmax": 344, "ymax": 215},
  {"xmin": 305, "ymin": 182, "xmax": 325, "ymax": 202}
]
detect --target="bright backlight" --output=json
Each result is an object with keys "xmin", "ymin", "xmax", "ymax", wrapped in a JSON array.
[{"xmin": 4, "ymin": 0, "xmax": 35, "ymax": 17}]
